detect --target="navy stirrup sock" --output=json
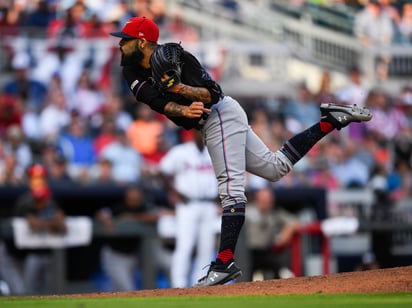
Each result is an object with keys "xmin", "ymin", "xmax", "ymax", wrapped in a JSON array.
[
  {"xmin": 216, "ymin": 203, "xmax": 245, "ymax": 266},
  {"xmin": 280, "ymin": 123, "xmax": 328, "ymax": 165}
]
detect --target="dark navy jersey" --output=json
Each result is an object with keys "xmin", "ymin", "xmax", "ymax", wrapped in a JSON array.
[{"xmin": 122, "ymin": 48, "xmax": 223, "ymax": 130}]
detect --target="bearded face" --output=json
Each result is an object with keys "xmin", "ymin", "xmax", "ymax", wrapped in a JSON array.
[{"xmin": 120, "ymin": 39, "xmax": 144, "ymax": 66}]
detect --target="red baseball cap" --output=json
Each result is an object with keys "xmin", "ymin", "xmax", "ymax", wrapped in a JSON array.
[{"xmin": 110, "ymin": 16, "xmax": 159, "ymax": 43}]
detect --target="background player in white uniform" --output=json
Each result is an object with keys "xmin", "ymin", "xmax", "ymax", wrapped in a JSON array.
[{"xmin": 159, "ymin": 130, "xmax": 220, "ymax": 288}]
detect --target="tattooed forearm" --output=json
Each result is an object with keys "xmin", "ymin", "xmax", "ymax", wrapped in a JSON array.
[
  {"xmin": 164, "ymin": 101, "xmax": 186, "ymax": 117},
  {"xmin": 174, "ymin": 84, "xmax": 211, "ymax": 104}
]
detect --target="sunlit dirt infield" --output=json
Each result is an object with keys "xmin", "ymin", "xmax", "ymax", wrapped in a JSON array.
[{"xmin": 53, "ymin": 265, "xmax": 412, "ymax": 298}]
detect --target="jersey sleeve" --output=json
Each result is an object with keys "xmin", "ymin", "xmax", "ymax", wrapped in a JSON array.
[
  {"xmin": 122, "ymin": 67, "xmax": 168, "ymax": 114},
  {"xmin": 181, "ymin": 51, "xmax": 223, "ymax": 105}
]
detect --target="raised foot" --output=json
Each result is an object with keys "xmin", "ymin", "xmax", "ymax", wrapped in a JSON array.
[{"xmin": 320, "ymin": 103, "xmax": 372, "ymax": 130}]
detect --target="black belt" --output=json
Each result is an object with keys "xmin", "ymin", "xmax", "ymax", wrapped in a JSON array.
[
  {"xmin": 195, "ymin": 96, "xmax": 224, "ymax": 130},
  {"xmin": 196, "ymin": 112, "xmax": 210, "ymax": 130}
]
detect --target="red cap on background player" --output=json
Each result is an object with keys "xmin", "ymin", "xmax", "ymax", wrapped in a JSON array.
[
  {"xmin": 31, "ymin": 186, "xmax": 51, "ymax": 201},
  {"xmin": 27, "ymin": 164, "xmax": 47, "ymax": 178},
  {"xmin": 110, "ymin": 16, "xmax": 159, "ymax": 43}
]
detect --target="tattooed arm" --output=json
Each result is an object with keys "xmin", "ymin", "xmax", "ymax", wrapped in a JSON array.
[
  {"xmin": 167, "ymin": 83, "xmax": 212, "ymax": 105},
  {"xmin": 160, "ymin": 76, "xmax": 212, "ymax": 118},
  {"xmin": 164, "ymin": 101, "xmax": 211, "ymax": 118}
]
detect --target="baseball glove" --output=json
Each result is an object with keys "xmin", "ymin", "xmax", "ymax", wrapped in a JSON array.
[{"xmin": 150, "ymin": 42, "xmax": 184, "ymax": 92}]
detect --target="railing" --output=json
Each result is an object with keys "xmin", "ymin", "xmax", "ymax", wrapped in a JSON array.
[
  {"xmin": 168, "ymin": 0, "xmax": 412, "ymax": 94},
  {"xmin": 270, "ymin": 1, "xmax": 357, "ymax": 35},
  {"xmin": 327, "ymin": 188, "xmax": 412, "ymax": 257},
  {"xmin": 166, "ymin": 0, "xmax": 283, "ymax": 41}
]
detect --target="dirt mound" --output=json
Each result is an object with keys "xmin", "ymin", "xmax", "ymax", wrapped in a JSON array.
[{"xmin": 60, "ymin": 265, "xmax": 412, "ymax": 298}]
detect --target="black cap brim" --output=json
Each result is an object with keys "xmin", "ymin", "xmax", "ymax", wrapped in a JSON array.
[{"xmin": 110, "ymin": 31, "xmax": 135, "ymax": 39}]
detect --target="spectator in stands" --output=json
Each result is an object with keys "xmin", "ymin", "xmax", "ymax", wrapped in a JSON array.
[
  {"xmin": 88, "ymin": 157, "xmax": 117, "ymax": 186},
  {"xmin": 21, "ymin": 104, "xmax": 41, "ymax": 142},
  {"xmin": 327, "ymin": 138, "xmax": 370, "ymax": 188},
  {"xmin": 131, "ymin": 0, "xmax": 166, "ymax": 25},
  {"xmin": 387, "ymin": 159, "xmax": 412, "ymax": 202},
  {"xmin": 47, "ymin": 153, "xmax": 74, "ymax": 187},
  {"xmin": 0, "ymin": 6, "xmax": 19, "ymax": 71},
  {"xmin": 83, "ymin": 13, "xmax": 114, "ymax": 38},
  {"xmin": 392, "ymin": 95, "xmax": 412, "ymax": 166},
  {"xmin": 364, "ymin": 88, "xmax": 410, "ymax": 141},
  {"xmin": 281, "ymin": 82, "xmax": 321, "ymax": 134},
  {"xmin": 306, "ymin": 142, "xmax": 340, "ymax": 190},
  {"xmin": 310, "ymin": 158, "xmax": 340, "ymax": 190},
  {"xmin": 93, "ymin": 116, "xmax": 117, "ymax": 157},
  {"xmin": 57, "ymin": 117, "xmax": 96, "ymax": 182},
  {"xmin": 245, "ymin": 186, "xmax": 299, "ymax": 281},
  {"xmin": 218, "ymin": 0, "xmax": 241, "ymax": 23},
  {"xmin": 83, "ymin": 0, "xmax": 127, "ymax": 25},
  {"xmin": 0, "ymin": 153, "xmax": 24, "ymax": 186},
  {"xmin": 0, "ymin": 93, "xmax": 22, "ymax": 138},
  {"xmin": 162, "ymin": 9, "xmax": 199, "ymax": 44},
  {"xmin": 352, "ymin": 131, "xmax": 381, "ymax": 174},
  {"xmin": 378, "ymin": 0, "xmax": 405, "ymax": 43},
  {"xmin": 24, "ymin": 0, "xmax": 57, "ymax": 37},
  {"xmin": 111, "ymin": 0, "xmax": 136, "ymax": 27},
  {"xmin": 354, "ymin": 0, "xmax": 394, "ymax": 46},
  {"xmin": 31, "ymin": 39, "xmax": 85, "ymax": 98},
  {"xmin": 378, "ymin": 0, "xmax": 401, "ymax": 26},
  {"xmin": 314, "ymin": 70, "xmax": 336, "ymax": 105},
  {"xmin": 69, "ymin": 69, "xmax": 106, "ymax": 120},
  {"xmin": 336, "ymin": 66, "xmax": 368, "ymax": 107},
  {"xmin": 14, "ymin": 164, "xmax": 67, "ymax": 295},
  {"xmin": 32, "ymin": 1, "xmax": 91, "ymax": 98},
  {"xmin": 4, "ymin": 124, "xmax": 32, "ymax": 171},
  {"xmin": 126, "ymin": 103, "xmax": 165, "ymax": 164},
  {"xmin": 95, "ymin": 184, "xmax": 159, "ymax": 291},
  {"xmin": 0, "ymin": 6, "xmax": 20, "ymax": 37},
  {"xmin": 82, "ymin": 13, "xmax": 117, "ymax": 89},
  {"xmin": 3, "ymin": 52, "xmax": 47, "ymax": 113},
  {"xmin": 100, "ymin": 129, "xmax": 143, "ymax": 184},
  {"xmin": 268, "ymin": 112, "xmax": 289, "ymax": 152},
  {"xmin": 249, "ymin": 105, "xmax": 277, "ymax": 151},
  {"xmin": 104, "ymin": 94, "xmax": 133, "ymax": 132},
  {"xmin": 398, "ymin": 2, "xmax": 412, "ymax": 44},
  {"xmin": 354, "ymin": 0, "xmax": 394, "ymax": 80},
  {"xmin": 335, "ymin": 66, "xmax": 370, "ymax": 142},
  {"xmin": 38, "ymin": 88, "xmax": 71, "ymax": 142},
  {"xmin": 46, "ymin": 1, "xmax": 88, "ymax": 39}
]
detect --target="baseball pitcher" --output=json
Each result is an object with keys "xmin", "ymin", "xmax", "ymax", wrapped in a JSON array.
[{"xmin": 110, "ymin": 16, "xmax": 372, "ymax": 287}]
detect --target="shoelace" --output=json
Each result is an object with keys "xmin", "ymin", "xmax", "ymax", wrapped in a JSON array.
[{"xmin": 196, "ymin": 262, "xmax": 216, "ymax": 282}]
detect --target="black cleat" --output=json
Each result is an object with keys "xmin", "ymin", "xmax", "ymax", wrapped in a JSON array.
[
  {"xmin": 320, "ymin": 103, "xmax": 372, "ymax": 130},
  {"xmin": 193, "ymin": 261, "xmax": 242, "ymax": 287}
]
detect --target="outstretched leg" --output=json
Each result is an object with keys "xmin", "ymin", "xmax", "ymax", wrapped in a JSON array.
[
  {"xmin": 246, "ymin": 103, "xmax": 372, "ymax": 179},
  {"xmin": 194, "ymin": 102, "xmax": 372, "ymax": 287}
]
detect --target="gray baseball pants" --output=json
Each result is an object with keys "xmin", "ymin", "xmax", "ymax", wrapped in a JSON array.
[{"xmin": 202, "ymin": 96, "xmax": 293, "ymax": 208}]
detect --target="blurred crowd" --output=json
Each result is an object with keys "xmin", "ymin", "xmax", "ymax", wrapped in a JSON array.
[
  {"xmin": 0, "ymin": 0, "xmax": 410, "ymax": 209},
  {"xmin": 273, "ymin": 0, "xmax": 412, "ymax": 45}
]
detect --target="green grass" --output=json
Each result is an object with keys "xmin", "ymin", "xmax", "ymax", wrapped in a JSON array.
[{"xmin": 1, "ymin": 293, "xmax": 412, "ymax": 308}]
